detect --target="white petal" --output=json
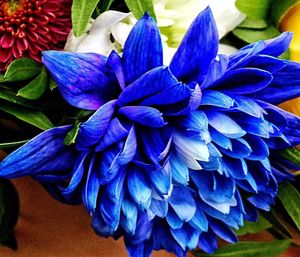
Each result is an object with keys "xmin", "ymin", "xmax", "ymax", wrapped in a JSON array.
[{"xmin": 218, "ymin": 44, "xmax": 238, "ymax": 55}]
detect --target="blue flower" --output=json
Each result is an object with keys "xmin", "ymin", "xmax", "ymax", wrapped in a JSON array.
[{"xmin": 1, "ymin": 7, "xmax": 300, "ymax": 257}]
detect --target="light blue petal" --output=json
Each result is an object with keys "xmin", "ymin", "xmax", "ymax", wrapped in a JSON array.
[
  {"xmin": 121, "ymin": 197, "xmax": 138, "ymax": 234},
  {"xmin": 200, "ymin": 90, "xmax": 235, "ymax": 108},
  {"xmin": 170, "ymin": 155, "xmax": 189, "ymax": 186},
  {"xmin": 166, "ymin": 207, "xmax": 184, "ymax": 229}
]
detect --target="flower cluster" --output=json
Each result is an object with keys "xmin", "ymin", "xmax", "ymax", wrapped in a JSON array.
[
  {"xmin": 0, "ymin": 0, "xmax": 71, "ymax": 71},
  {"xmin": 1, "ymin": 7, "xmax": 300, "ymax": 257}
]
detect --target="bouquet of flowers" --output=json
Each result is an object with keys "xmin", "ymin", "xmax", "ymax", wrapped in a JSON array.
[{"xmin": 0, "ymin": 0, "xmax": 299, "ymax": 257}]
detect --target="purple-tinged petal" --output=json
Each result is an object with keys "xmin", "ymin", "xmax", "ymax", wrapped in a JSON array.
[
  {"xmin": 211, "ymin": 68, "xmax": 273, "ymax": 94},
  {"xmin": 119, "ymin": 106, "xmax": 167, "ymax": 127},
  {"xmin": 201, "ymin": 54, "xmax": 229, "ymax": 90},
  {"xmin": 170, "ymin": 7, "xmax": 218, "ymax": 83},
  {"xmin": 118, "ymin": 67, "xmax": 178, "ymax": 107},
  {"xmin": 0, "ymin": 126, "xmax": 73, "ymax": 178},
  {"xmin": 127, "ymin": 166, "xmax": 152, "ymax": 209},
  {"xmin": 123, "ymin": 14, "xmax": 163, "ymax": 84},
  {"xmin": 107, "ymin": 50, "xmax": 126, "ymax": 90},
  {"xmin": 251, "ymin": 60, "xmax": 300, "ymax": 104},
  {"xmin": 169, "ymin": 186, "xmax": 196, "ymax": 222},
  {"xmin": 42, "ymin": 51, "xmax": 119, "ymax": 110},
  {"xmin": 259, "ymin": 32, "xmax": 293, "ymax": 57},
  {"xmin": 76, "ymin": 100, "xmax": 117, "ymax": 150}
]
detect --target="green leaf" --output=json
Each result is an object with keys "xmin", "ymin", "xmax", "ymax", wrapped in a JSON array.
[
  {"xmin": 278, "ymin": 148, "xmax": 300, "ymax": 166},
  {"xmin": 236, "ymin": 0, "xmax": 273, "ymax": 19},
  {"xmin": 235, "ymin": 215, "xmax": 272, "ymax": 236},
  {"xmin": 3, "ymin": 58, "xmax": 41, "ymax": 82},
  {"xmin": 278, "ymin": 182, "xmax": 300, "ymax": 231},
  {"xmin": 49, "ymin": 77, "xmax": 58, "ymax": 91},
  {"xmin": 64, "ymin": 121, "xmax": 81, "ymax": 145},
  {"xmin": 72, "ymin": 0, "xmax": 101, "ymax": 37},
  {"xmin": 195, "ymin": 240, "xmax": 291, "ymax": 257},
  {"xmin": 233, "ymin": 24, "xmax": 280, "ymax": 43},
  {"xmin": 271, "ymin": 0, "xmax": 300, "ymax": 26},
  {"xmin": 99, "ymin": 0, "xmax": 114, "ymax": 12},
  {"xmin": 124, "ymin": 0, "xmax": 156, "ymax": 20},
  {"xmin": 0, "ymin": 102, "xmax": 53, "ymax": 130},
  {"xmin": 0, "ymin": 140, "xmax": 29, "ymax": 149},
  {"xmin": 238, "ymin": 18, "xmax": 268, "ymax": 29},
  {"xmin": 17, "ymin": 67, "xmax": 48, "ymax": 100}
]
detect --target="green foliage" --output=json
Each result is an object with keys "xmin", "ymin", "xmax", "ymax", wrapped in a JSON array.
[
  {"xmin": 0, "ymin": 140, "xmax": 29, "ymax": 149},
  {"xmin": 195, "ymin": 240, "xmax": 291, "ymax": 257},
  {"xmin": 278, "ymin": 182, "xmax": 300, "ymax": 231},
  {"xmin": 72, "ymin": 0, "xmax": 101, "ymax": 37},
  {"xmin": 17, "ymin": 67, "xmax": 48, "ymax": 100},
  {"xmin": 124, "ymin": 0, "xmax": 156, "ymax": 20},
  {"xmin": 279, "ymin": 148, "xmax": 300, "ymax": 167},
  {"xmin": 235, "ymin": 215, "xmax": 272, "ymax": 236},
  {"xmin": 271, "ymin": 0, "xmax": 300, "ymax": 26},
  {"xmin": 64, "ymin": 121, "xmax": 81, "ymax": 145},
  {"xmin": 238, "ymin": 18, "xmax": 268, "ymax": 29},
  {"xmin": 2, "ymin": 58, "xmax": 42, "ymax": 82},
  {"xmin": 235, "ymin": 0, "xmax": 273, "ymax": 19}
]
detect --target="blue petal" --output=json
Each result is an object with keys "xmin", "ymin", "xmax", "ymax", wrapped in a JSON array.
[
  {"xmin": 201, "ymin": 90, "xmax": 235, "ymax": 108},
  {"xmin": 201, "ymin": 54, "xmax": 229, "ymax": 89},
  {"xmin": 170, "ymin": 155, "xmax": 189, "ymax": 186},
  {"xmin": 170, "ymin": 224, "xmax": 201, "ymax": 250},
  {"xmin": 244, "ymin": 134, "xmax": 269, "ymax": 160},
  {"xmin": 149, "ymin": 198, "xmax": 168, "ymax": 218},
  {"xmin": 119, "ymin": 106, "xmax": 167, "ymax": 127},
  {"xmin": 210, "ymin": 127, "xmax": 232, "ymax": 150},
  {"xmin": 223, "ymin": 157, "xmax": 248, "ymax": 179},
  {"xmin": 260, "ymin": 32, "xmax": 293, "ymax": 57},
  {"xmin": 118, "ymin": 67, "xmax": 178, "ymax": 107},
  {"xmin": 206, "ymin": 111, "xmax": 246, "ymax": 138},
  {"xmin": 95, "ymin": 118, "xmax": 129, "ymax": 151},
  {"xmin": 219, "ymin": 138, "xmax": 252, "ymax": 158},
  {"xmin": 189, "ymin": 201, "xmax": 208, "ymax": 232},
  {"xmin": 232, "ymin": 95, "xmax": 265, "ymax": 118},
  {"xmin": 0, "ymin": 126, "xmax": 73, "ymax": 178},
  {"xmin": 92, "ymin": 211, "xmax": 115, "ymax": 237},
  {"xmin": 127, "ymin": 166, "xmax": 152, "ymax": 209},
  {"xmin": 82, "ymin": 156, "xmax": 101, "ymax": 215},
  {"xmin": 169, "ymin": 186, "xmax": 196, "ymax": 222},
  {"xmin": 251, "ymin": 60, "xmax": 300, "ymax": 104},
  {"xmin": 121, "ymin": 197, "xmax": 138, "ymax": 234},
  {"xmin": 246, "ymin": 55, "xmax": 287, "ymax": 73},
  {"xmin": 170, "ymin": 7, "xmax": 218, "ymax": 83},
  {"xmin": 107, "ymin": 50, "xmax": 126, "ymax": 90},
  {"xmin": 211, "ymin": 68, "xmax": 273, "ymax": 94},
  {"xmin": 147, "ymin": 163, "xmax": 172, "ymax": 196},
  {"xmin": 198, "ymin": 231, "xmax": 218, "ymax": 254},
  {"xmin": 166, "ymin": 207, "xmax": 184, "ymax": 229},
  {"xmin": 76, "ymin": 100, "xmax": 117, "ymax": 150},
  {"xmin": 42, "ymin": 51, "xmax": 119, "ymax": 110},
  {"xmin": 123, "ymin": 14, "xmax": 163, "ymax": 84},
  {"xmin": 208, "ymin": 218, "xmax": 237, "ymax": 243},
  {"xmin": 106, "ymin": 166, "xmax": 126, "ymax": 202},
  {"xmin": 125, "ymin": 240, "xmax": 152, "ymax": 257}
]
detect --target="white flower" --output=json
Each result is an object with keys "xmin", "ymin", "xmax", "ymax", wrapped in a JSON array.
[{"xmin": 65, "ymin": 1, "xmax": 245, "ymax": 60}]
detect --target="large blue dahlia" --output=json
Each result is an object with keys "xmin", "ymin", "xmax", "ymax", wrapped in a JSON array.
[{"xmin": 1, "ymin": 7, "xmax": 300, "ymax": 257}]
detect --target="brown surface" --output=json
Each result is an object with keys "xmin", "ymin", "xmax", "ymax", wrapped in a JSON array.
[{"xmin": 0, "ymin": 177, "xmax": 175, "ymax": 257}]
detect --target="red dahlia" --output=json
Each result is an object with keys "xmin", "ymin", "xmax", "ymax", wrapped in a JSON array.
[{"xmin": 0, "ymin": 0, "xmax": 71, "ymax": 72}]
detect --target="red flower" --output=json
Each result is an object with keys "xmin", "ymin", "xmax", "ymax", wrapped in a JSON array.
[{"xmin": 0, "ymin": 0, "xmax": 72, "ymax": 72}]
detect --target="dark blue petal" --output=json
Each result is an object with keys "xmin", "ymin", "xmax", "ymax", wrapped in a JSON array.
[
  {"xmin": 76, "ymin": 100, "xmax": 117, "ymax": 150},
  {"xmin": 247, "ymin": 193, "xmax": 273, "ymax": 211},
  {"xmin": 223, "ymin": 157, "xmax": 248, "ymax": 179},
  {"xmin": 246, "ymin": 55, "xmax": 287, "ymax": 73},
  {"xmin": 95, "ymin": 118, "xmax": 129, "ymax": 152},
  {"xmin": 92, "ymin": 211, "xmax": 115, "ymax": 237},
  {"xmin": 170, "ymin": 224, "xmax": 201, "ymax": 250},
  {"xmin": 127, "ymin": 166, "xmax": 152, "ymax": 209},
  {"xmin": 201, "ymin": 90, "xmax": 235, "ymax": 108},
  {"xmin": 243, "ymin": 201, "xmax": 258, "ymax": 222},
  {"xmin": 118, "ymin": 67, "xmax": 178, "ymax": 107},
  {"xmin": 219, "ymin": 138, "xmax": 252, "ymax": 159},
  {"xmin": 119, "ymin": 106, "xmax": 167, "ymax": 127},
  {"xmin": 0, "ymin": 126, "xmax": 72, "ymax": 178},
  {"xmin": 208, "ymin": 218, "xmax": 237, "ymax": 243},
  {"xmin": 106, "ymin": 166, "xmax": 126, "ymax": 202},
  {"xmin": 251, "ymin": 60, "xmax": 300, "ymax": 104},
  {"xmin": 260, "ymin": 32, "xmax": 293, "ymax": 57},
  {"xmin": 201, "ymin": 54, "xmax": 229, "ymax": 89},
  {"xmin": 170, "ymin": 7, "xmax": 218, "ymax": 83},
  {"xmin": 107, "ymin": 50, "xmax": 126, "ymax": 90},
  {"xmin": 244, "ymin": 134, "xmax": 269, "ymax": 160},
  {"xmin": 198, "ymin": 231, "xmax": 218, "ymax": 254},
  {"xmin": 123, "ymin": 14, "xmax": 163, "ymax": 84},
  {"xmin": 210, "ymin": 127, "xmax": 232, "ymax": 150},
  {"xmin": 125, "ymin": 240, "xmax": 153, "ymax": 257},
  {"xmin": 169, "ymin": 186, "xmax": 196, "ymax": 222},
  {"xmin": 82, "ymin": 156, "xmax": 101, "ymax": 215},
  {"xmin": 211, "ymin": 68, "xmax": 273, "ymax": 94},
  {"xmin": 42, "ymin": 51, "xmax": 119, "ymax": 110},
  {"xmin": 189, "ymin": 201, "xmax": 208, "ymax": 232},
  {"xmin": 206, "ymin": 111, "xmax": 246, "ymax": 138}
]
